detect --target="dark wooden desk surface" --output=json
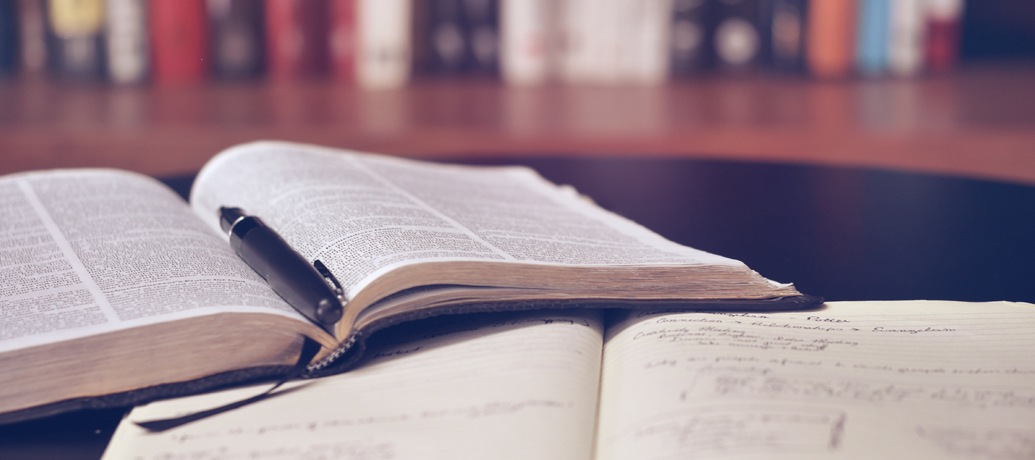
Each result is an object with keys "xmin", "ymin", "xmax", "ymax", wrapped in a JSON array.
[{"xmin": 1, "ymin": 156, "xmax": 1034, "ymax": 459}]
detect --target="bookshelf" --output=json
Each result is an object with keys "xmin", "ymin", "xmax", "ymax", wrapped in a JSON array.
[{"xmin": 2, "ymin": 63, "xmax": 1035, "ymax": 185}]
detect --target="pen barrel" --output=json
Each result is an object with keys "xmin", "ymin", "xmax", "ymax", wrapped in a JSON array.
[{"xmin": 229, "ymin": 217, "xmax": 343, "ymax": 327}]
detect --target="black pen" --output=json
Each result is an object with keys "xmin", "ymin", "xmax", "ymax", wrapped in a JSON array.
[{"xmin": 219, "ymin": 207, "xmax": 344, "ymax": 328}]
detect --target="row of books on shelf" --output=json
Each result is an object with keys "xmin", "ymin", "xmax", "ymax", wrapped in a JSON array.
[{"xmin": 0, "ymin": 0, "xmax": 964, "ymax": 88}]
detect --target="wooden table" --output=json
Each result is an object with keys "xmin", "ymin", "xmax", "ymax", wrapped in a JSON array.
[{"xmin": 3, "ymin": 64, "xmax": 1035, "ymax": 185}]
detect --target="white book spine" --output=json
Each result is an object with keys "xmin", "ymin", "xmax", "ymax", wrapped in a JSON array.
[
  {"xmin": 356, "ymin": 0, "xmax": 412, "ymax": 90},
  {"xmin": 924, "ymin": 0, "xmax": 963, "ymax": 21},
  {"xmin": 614, "ymin": 0, "xmax": 671, "ymax": 84},
  {"xmin": 105, "ymin": 0, "xmax": 148, "ymax": 83},
  {"xmin": 559, "ymin": 0, "xmax": 612, "ymax": 84},
  {"xmin": 500, "ymin": 0, "xmax": 552, "ymax": 85},
  {"xmin": 888, "ymin": 0, "xmax": 923, "ymax": 76}
]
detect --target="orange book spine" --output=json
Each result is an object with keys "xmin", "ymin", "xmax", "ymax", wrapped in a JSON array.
[{"xmin": 806, "ymin": 0, "xmax": 857, "ymax": 78}]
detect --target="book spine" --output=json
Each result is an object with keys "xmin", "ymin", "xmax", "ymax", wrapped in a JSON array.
[
  {"xmin": 355, "ymin": 0, "xmax": 410, "ymax": 89},
  {"xmin": 764, "ymin": 0, "xmax": 806, "ymax": 72},
  {"xmin": 18, "ymin": 0, "xmax": 47, "ymax": 74},
  {"xmin": 0, "ymin": 0, "xmax": 16, "ymax": 76},
  {"xmin": 265, "ymin": 0, "xmax": 328, "ymax": 80},
  {"xmin": 207, "ymin": 0, "xmax": 264, "ymax": 80},
  {"xmin": 855, "ymin": 0, "xmax": 889, "ymax": 75},
  {"xmin": 559, "ymin": 0, "xmax": 620, "ymax": 84},
  {"xmin": 500, "ymin": 0, "xmax": 553, "ymax": 85},
  {"xmin": 46, "ymin": 0, "xmax": 106, "ymax": 80},
  {"xmin": 669, "ymin": 0, "xmax": 712, "ymax": 76},
  {"xmin": 149, "ymin": 0, "xmax": 208, "ymax": 83},
  {"xmin": 615, "ymin": 0, "xmax": 669, "ymax": 84},
  {"xmin": 464, "ymin": 0, "xmax": 498, "ymax": 75},
  {"xmin": 805, "ymin": 0, "xmax": 856, "ymax": 78},
  {"xmin": 712, "ymin": 0, "xmax": 763, "ymax": 71},
  {"xmin": 329, "ymin": 0, "xmax": 356, "ymax": 82},
  {"xmin": 923, "ymin": 0, "xmax": 962, "ymax": 73},
  {"xmin": 426, "ymin": 0, "xmax": 466, "ymax": 74},
  {"xmin": 105, "ymin": 0, "xmax": 148, "ymax": 83},
  {"xmin": 887, "ymin": 0, "xmax": 923, "ymax": 76}
]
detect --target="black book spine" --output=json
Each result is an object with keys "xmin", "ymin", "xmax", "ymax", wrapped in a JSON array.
[
  {"xmin": 711, "ymin": 0, "xmax": 763, "ymax": 71},
  {"xmin": 208, "ymin": 0, "xmax": 265, "ymax": 79},
  {"xmin": 763, "ymin": 0, "xmax": 806, "ymax": 72},
  {"xmin": 0, "ymin": 0, "xmax": 17, "ymax": 76},
  {"xmin": 670, "ymin": 0, "xmax": 713, "ymax": 75},
  {"xmin": 463, "ymin": 0, "xmax": 498, "ymax": 74},
  {"xmin": 426, "ymin": 0, "xmax": 498, "ymax": 75}
]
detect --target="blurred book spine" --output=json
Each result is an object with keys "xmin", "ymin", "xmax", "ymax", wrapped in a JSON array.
[
  {"xmin": 208, "ymin": 0, "xmax": 263, "ymax": 80},
  {"xmin": 616, "ymin": 0, "xmax": 669, "ymax": 83},
  {"xmin": 465, "ymin": 0, "xmax": 499, "ymax": 75},
  {"xmin": 500, "ymin": 0, "xmax": 556, "ymax": 85},
  {"xmin": 18, "ymin": 0, "xmax": 47, "ymax": 74},
  {"xmin": 105, "ymin": 0, "xmax": 147, "ymax": 83},
  {"xmin": 205, "ymin": 0, "xmax": 262, "ymax": 79},
  {"xmin": 855, "ymin": 0, "xmax": 889, "ymax": 74},
  {"xmin": 764, "ymin": 0, "xmax": 806, "ymax": 72},
  {"xmin": 1, "ymin": 0, "xmax": 984, "ymax": 85},
  {"xmin": 669, "ymin": 0, "xmax": 711, "ymax": 75},
  {"xmin": 560, "ymin": 0, "xmax": 669, "ymax": 85},
  {"xmin": 329, "ymin": 0, "xmax": 356, "ymax": 82},
  {"xmin": 149, "ymin": 0, "xmax": 207, "ymax": 83},
  {"xmin": 356, "ymin": 0, "xmax": 410, "ymax": 89},
  {"xmin": 265, "ymin": 0, "xmax": 328, "ymax": 80},
  {"xmin": 924, "ymin": 0, "xmax": 962, "ymax": 73},
  {"xmin": 0, "ymin": 0, "xmax": 16, "ymax": 75},
  {"xmin": 712, "ymin": 0, "xmax": 762, "ymax": 71},
  {"xmin": 47, "ymin": 0, "xmax": 106, "ymax": 80},
  {"xmin": 806, "ymin": 0, "xmax": 856, "ymax": 78},
  {"xmin": 887, "ymin": 0, "xmax": 922, "ymax": 76},
  {"xmin": 421, "ymin": 0, "xmax": 498, "ymax": 76}
]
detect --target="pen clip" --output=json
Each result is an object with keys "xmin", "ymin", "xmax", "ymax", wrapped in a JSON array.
[{"xmin": 313, "ymin": 259, "xmax": 346, "ymax": 305}]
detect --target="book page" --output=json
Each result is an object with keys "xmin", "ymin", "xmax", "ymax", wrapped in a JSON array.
[
  {"xmin": 103, "ymin": 309, "xmax": 604, "ymax": 460},
  {"xmin": 0, "ymin": 170, "xmax": 304, "ymax": 353},
  {"xmin": 190, "ymin": 142, "xmax": 746, "ymax": 298},
  {"xmin": 595, "ymin": 301, "xmax": 1035, "ymax": 460}
]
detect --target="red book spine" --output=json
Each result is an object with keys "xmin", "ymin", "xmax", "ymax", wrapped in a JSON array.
[
  {"xmin": 924, "ymin": 20, "xmax": 960, "ymax": 73},
  {"xmin": 331, "ymin": 0, "xmax": 356, "ymax": 80},
  {"xmin": 265, "ymin": 0, "xmax": 328, "ymax": 80},
  {"xmin": 149, "ymin": 0, "xmax": 208, "ymax": 83},
  {"xmin": 329, "ymin": 0, "xmax": 356, "ymax": 81}
]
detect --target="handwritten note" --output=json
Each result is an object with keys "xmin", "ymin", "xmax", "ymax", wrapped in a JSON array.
[
  {"xmin": 103, "ymin": 310, "xmax": 604, "ymax": 460},
  {"xmin": 595, "ymin": 301, "xmax": 1035, "ymax": 460}
]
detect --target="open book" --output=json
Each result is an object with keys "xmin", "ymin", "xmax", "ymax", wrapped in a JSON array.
[
  {"xmin": 103, "ymin": 301, "xmax": 1035, "ymax": 460},
  {"xmin": 0, "ymin": 141, "xmax": 815, "ymax": 423}
]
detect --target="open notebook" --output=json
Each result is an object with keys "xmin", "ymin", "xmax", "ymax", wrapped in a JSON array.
[{"xmin": 104, "ymin": 300, "xmax": 1035, "ymax": 460}]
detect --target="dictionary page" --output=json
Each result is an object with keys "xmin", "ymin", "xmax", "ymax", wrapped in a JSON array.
[
  {"xmin": 189, "ymin": 142, "xmax": 795, "ymax": 309},
  {"xmin": 0, "ymin": 170, "xmax": 304, "ymax": 355},
  {"xmin": 104, "ymin": 309, "xmax": 604, "ymax": 460},
  {"xmin": 595, "ymin": 301, "xmax": 1035, "ymax": 460}
]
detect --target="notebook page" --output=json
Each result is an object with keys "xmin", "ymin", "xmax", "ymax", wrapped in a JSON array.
[
  {"xmin": 103, "ymin": 309, "xmax": 604, "ymax": 460},
  {"xmin": 595, "ymin": 301, "xmax": 1035, "ymax": 460}
]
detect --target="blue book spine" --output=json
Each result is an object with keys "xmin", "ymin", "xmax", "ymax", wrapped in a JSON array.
[
  {"xmin": 856, "ymin": 0, "xmax": 890, "ymax": 74},
  {"xmin": 0, "ymin": 0, "xmax": 17, "ymax": 76}
]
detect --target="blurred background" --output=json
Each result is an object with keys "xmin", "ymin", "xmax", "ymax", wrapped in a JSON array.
[{"xmin": 0, "ymin": 0, "xmax": 1033, "ymax": 185}]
